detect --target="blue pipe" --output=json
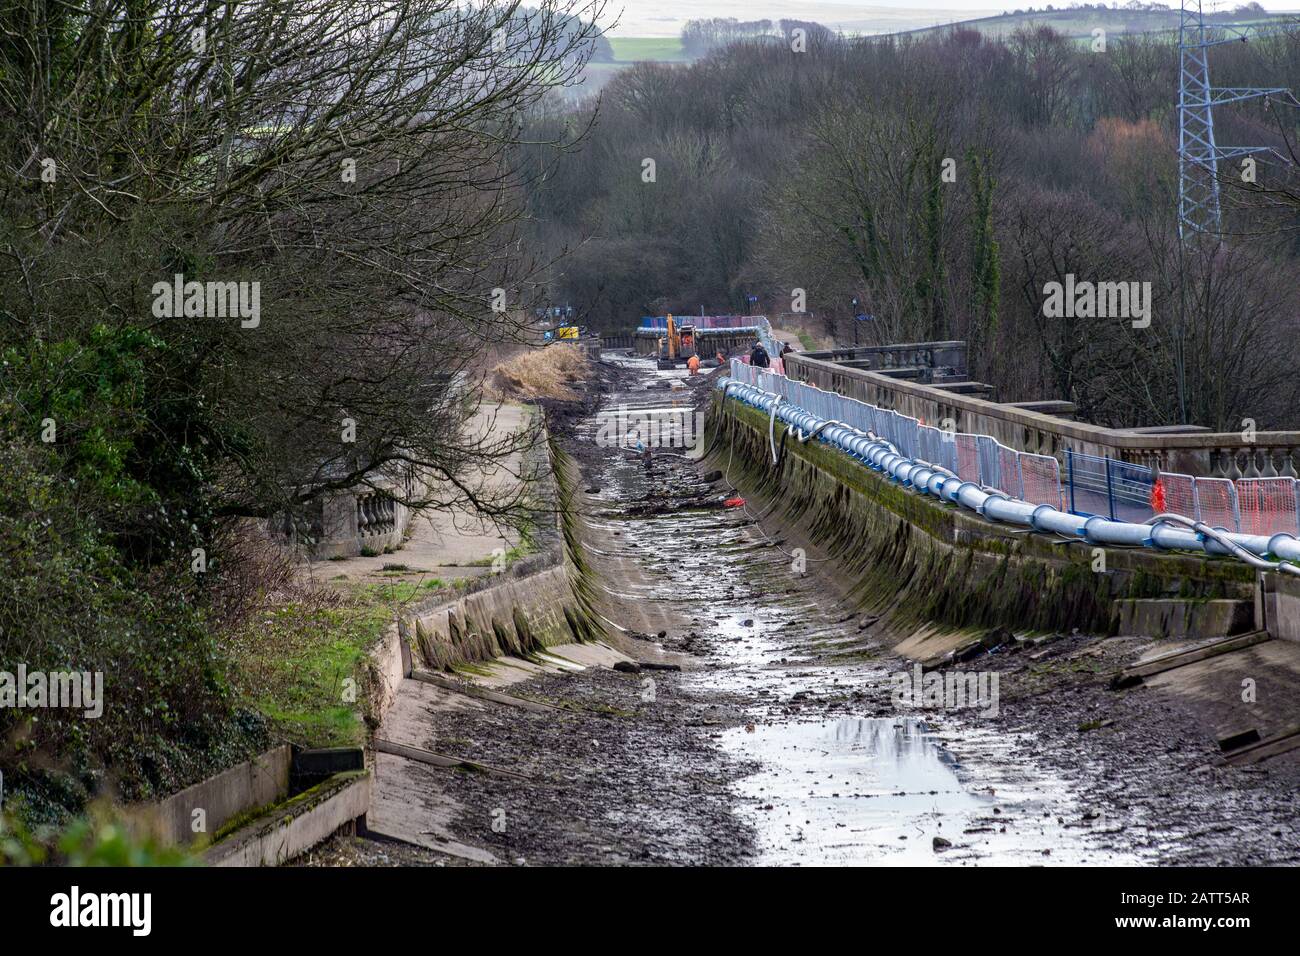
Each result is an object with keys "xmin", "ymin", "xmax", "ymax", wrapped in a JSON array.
[{"xmin": 720, "ymin": 380, "xmax": 1300, "ymax": 569}]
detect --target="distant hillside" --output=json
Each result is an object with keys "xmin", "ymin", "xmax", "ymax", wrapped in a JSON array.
[
  {"xmin": 574, "ymin": 3, "xmax": 1300, "ymax": 96},
  {"xmin": 902, "ymin": 3, "xmax": 1299, "ymax": 40}
]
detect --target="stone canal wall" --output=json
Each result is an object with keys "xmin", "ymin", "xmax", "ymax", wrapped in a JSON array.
[
  {"xmin": 709, "ymin": 393, "xmax": 1256, "ymax": 643},
  {"xmin": 397, "ymin": 437, "xmax": 604, "ymax": 671}
]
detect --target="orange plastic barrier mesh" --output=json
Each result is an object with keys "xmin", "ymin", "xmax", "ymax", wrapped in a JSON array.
[
  {"xmin": 1020, "ymin": 453, "xmax": 1064, "ymax": 510},
  {"xmin": 1194, "ymin": 477, "xmax": 1239, "ymax": 531},
  {"xmin": 998, "ymin": 445, "xmax": 1022, "ymax": 498},
  {"xmin": 1158, "ymin": 472, "xmax": 1197, "ymax": 520},
  {"xmin": 955, "ymin": 434, "xmax": 980, "ymax": 484},
  {"xmin": 1236, "ymin": 477, "xmax": 1299, "ymax": 537}
]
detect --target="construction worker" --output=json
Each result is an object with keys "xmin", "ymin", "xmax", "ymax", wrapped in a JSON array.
[
  {"xmin": 629, "ymin": 431, "xmax": 653, "ymax": 473},
  {"xmin": 687, "ymin": 353, "xmax": 701, "ymax": 375},
  {"xmin": 750, "ymin": 340, "xmax": 770, "ymax": 368}
]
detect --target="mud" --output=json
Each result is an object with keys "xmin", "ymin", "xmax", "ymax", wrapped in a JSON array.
[{"xmin": 309, "ymin": 353, "xmax": 1300, "ymax": 867}]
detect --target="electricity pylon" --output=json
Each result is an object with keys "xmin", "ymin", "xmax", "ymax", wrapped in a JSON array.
[{"xmin": 1177, "ymin": 0, "xmax": 1293, "ymax": 238}]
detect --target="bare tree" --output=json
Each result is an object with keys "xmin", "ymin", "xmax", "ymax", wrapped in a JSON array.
[
  {"xmin": 1009, "ymin": 25, "xmax": 1077, "ymax": 127},
  {"xmin": 0, "ymin": 0, "xmax": 608, "ymax": 551}
]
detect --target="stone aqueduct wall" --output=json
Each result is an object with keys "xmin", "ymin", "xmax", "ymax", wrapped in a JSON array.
[
  {"xmin": 785, "ymin": 351, "xmax": 1300, "ymax": 480},
  {"xmin": 711, "ymin": 393, "xmax": 1255, "ymax": 643},
  {"xmin": 397, "ymin": 438, "xmax": 604, "ymax": 671}
]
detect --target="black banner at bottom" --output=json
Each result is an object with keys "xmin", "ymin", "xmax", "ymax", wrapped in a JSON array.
[{"xmin": 0, "ymin": 865, "xmax": 1280, "ymax": 943}]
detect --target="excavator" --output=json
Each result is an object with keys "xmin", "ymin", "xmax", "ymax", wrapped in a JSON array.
[{"xmin": 656, "ymin": 313, "xmax": 698, "ymax": 370}]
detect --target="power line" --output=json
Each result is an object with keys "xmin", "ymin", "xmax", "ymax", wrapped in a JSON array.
[{"xmin": 1177, "ymin": 0, "xmax": 1299, "ymax": 238}]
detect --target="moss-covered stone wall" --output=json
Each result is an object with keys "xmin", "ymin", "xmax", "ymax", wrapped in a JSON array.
[{"xmin": 711, "ymin": 393, "xmax": 1254, "ymax": 639}]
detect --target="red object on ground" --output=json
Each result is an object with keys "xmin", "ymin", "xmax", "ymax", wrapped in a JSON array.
[
  {"xmin": 724, "ymin": 497, "xmax": 746, "ymax": 508},
  {"xmin": 1151, "ymin": 479, "xmax": 1167, "ymax": 514}
]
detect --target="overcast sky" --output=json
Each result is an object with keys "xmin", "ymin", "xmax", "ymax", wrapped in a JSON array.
[{"xmin": 598, "ymin": 0, "xmax": 1300, "ymax": 36}]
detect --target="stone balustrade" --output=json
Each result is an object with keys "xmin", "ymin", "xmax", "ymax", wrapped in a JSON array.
[
  {"xmin": 785, "ymin": 350, "xmax": 1300, "ymax": 479},
  {"xmin": 356, "ymin": 491, "xmax": 398, "ymax": 538},
  {"xmin": 802, "ymin": 341, "xmax": 969, "ymax": 379},
  {"xmin": 269, "ymin": 482, "xmax": 411, "ymax": 559}
]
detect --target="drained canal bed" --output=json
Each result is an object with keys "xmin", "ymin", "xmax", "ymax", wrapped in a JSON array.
[
  {"xmin": 566, "ymin": 354, "xmax": 1144, "ymax": 865},
  {"xmin": 722, "ymin": 718, "xmax": 1123, "ymax": 865},
  {"xmin": 312, "ymin": 353, "xmax": 1299, "ymax": 867}
]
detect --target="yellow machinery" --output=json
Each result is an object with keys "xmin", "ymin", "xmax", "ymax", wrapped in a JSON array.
[
  {"xmin": 657, "ymin": 314, "xmax": 698, "ymax": 369},
  {"xmin": 543, "ymin": 324, "xmax": 581, "ymax": 344}
]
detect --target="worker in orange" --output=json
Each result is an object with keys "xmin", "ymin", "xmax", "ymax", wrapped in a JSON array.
[{"xmin": 687, "ymin": 353, "xmax": 701, "ymax": 375}]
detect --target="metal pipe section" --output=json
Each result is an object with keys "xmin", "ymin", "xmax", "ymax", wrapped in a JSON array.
[{"xmin": 721, "ymin": 380, "xmax": 1300, "ymax": 571}]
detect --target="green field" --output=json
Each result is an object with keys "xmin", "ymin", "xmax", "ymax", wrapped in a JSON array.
[{"xmin": 607, "ymin": 36, "xmax": 690, "ymax": 63}]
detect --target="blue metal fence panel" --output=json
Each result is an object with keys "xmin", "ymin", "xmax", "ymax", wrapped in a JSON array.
[
  {"xmin": 936, "ymin": 431, "xmax": 957, "ymax": 473},
  {"xmin": 898, "ymin": 415, "xmax": 918, "ymax": 458},
  {"xmin": 1066, "ymin": 449, "xmax": 1112, "ymax": 518},
  {"xmin": 976, "ymin": 436, "xmax": 1001, "ymax": 491},
  {"xmin": 1108, "ymin": 459, "xmax": 1157, "ymax": 524},
  {"xmin": 919, "ymin": 425, "xmax": 938, "ymax": 466}
]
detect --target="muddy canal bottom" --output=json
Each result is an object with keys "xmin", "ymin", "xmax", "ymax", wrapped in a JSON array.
[
  {"xmin": 581, "ymin": 356, "xmax": 1144, "ymax": 866},
  {"xmin": 720, "ymin": 718, "xmax": 1120, "ymax": 865}
]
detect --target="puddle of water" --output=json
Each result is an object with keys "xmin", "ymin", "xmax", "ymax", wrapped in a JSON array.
[
  {"xmin": 721, "ymin": 716, "xmax": 1143, "ymax": 866},
  {"xmin": 588, "ymin": 356, "xmax": 1153, "ymax": 867}
]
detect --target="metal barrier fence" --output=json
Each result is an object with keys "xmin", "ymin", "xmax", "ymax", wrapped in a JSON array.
[
  {"xmin": 1160, "ymin": 472, "xmax": 1197, "ymax": 520},
  {"xmin": 955, "ymin": 434, "xmax": 980, "ymax": 484},
  {"xmin": 725, "ymin": 360, "xmax": 1300, "ymax": 535},
  {"xmin": 1194, "ymin": 477, "xmax": 1239, "ymax": 531},
  {"xmin": 640, "ymin": 314, "xmax": 768, "ymax": 329},
  {"xmin": 736, "ymin": 354, "xmax": 785, "ymax": 375},
  {"xmin": 1237, "ymin": 477, "xmax": 1299, "ymax": 536},
  {"xmin": 1020, "ymin": 453, "xmax": 1065, "ymax": 510},
  {"xmin": 1064, "ymin": 450, "xmax": 1162, "ymax": 523}
]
